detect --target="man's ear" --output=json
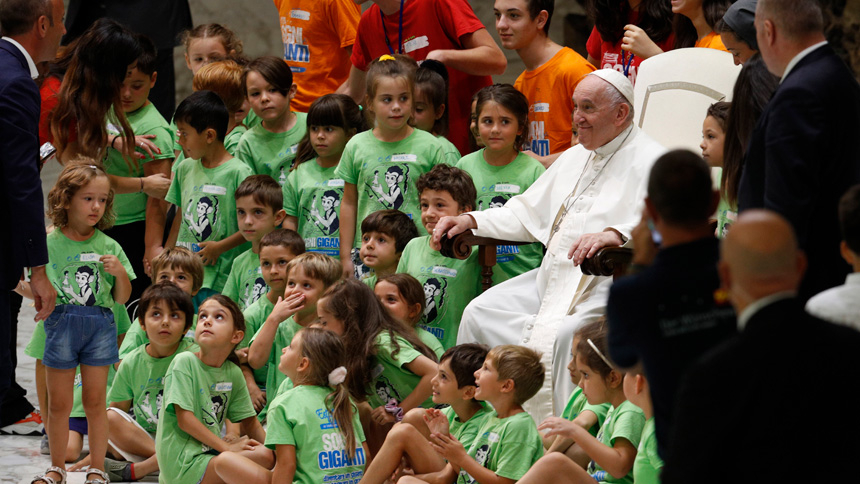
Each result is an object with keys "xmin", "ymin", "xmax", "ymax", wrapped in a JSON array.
[
  {"xmin": 643, "ymin": 197, "xmax": 659, "ymax": 225},
  {"xmin": 615, "ymin": 103, "xmax": 631, "ymax": 126},
  {"xmin": 841, "ymin": 240, "xmax": 857, "ymax": 266}
]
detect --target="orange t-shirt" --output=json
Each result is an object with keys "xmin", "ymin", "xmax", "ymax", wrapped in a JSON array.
[
  {"xmin": 274, "ymin": 0, "xmax": 360, "ymax": 112},
  {"xmin": 695, "ymin": 31, "xmax": 728, "ymax": 52},
  {"xmin": 514, "ymin": 47, "xmax": 595, "ymax": 156}
]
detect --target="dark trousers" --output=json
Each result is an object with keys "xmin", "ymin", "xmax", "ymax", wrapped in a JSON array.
[
  {"xmin": 148, "ymin": 48, "xmax": 177, "ymax": 122},
  {"xmin": 1, "ymin": 291, "xmax": 35, "ymax": 426},
  {"xmin": 104, "ymin": 220, "xmax": 149, "ymax": 316}
]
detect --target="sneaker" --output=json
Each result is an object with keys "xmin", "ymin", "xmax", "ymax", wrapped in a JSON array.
[
  {"xmin": 40, "ymin": 435, "xmax": 50, "ymax": 455},
  {"xmin": 0, "ymin": 410, "xmax": 43, "ymax": 436},
  {"xmin": 104, "ymin": 457, "xmax": 135, "ymax": 482}
]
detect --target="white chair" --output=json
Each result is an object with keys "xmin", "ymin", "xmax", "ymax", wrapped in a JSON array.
[{"xmin": 633, "ymin": 47, "xmax": 741, "ymax": 155}]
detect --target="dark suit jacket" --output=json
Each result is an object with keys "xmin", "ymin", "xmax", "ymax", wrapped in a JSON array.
[
  {"xmin": 0, "ymin": 39, "xmax": 49, "ymax": 290},
  {"xmin": 738, "ymin": 45, "xmax": 860, "ymax": 300},
  {"xmin": 662, "ymin": 298, "xmax": 860, "ymax": 483}
]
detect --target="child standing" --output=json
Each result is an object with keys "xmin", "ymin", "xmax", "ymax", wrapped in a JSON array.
[
  {"xmin": 32, "ymin": 160, "xmax": 134, "ymax": 484},
  {"xmin": 700, "ymin": 102, "xmax": 732, "ymax": 237},
  {"xmin": 284, "ymin": 94, "xmax": 367, "ymax": 258},
  {"xmin": 456, "ymin": 84, "xmax": 546, "ymax": 285},
  {"xmin": 375, "ymin": 273, "xmax": 445, "ymax": 359},
  {"xmin": 359, "ymin": 210, "xmax": 419, "ymax": 286},
  {"xmin": 336, "ymin": 54, "xmax": 447, "ymax": 278},
  {"xmin": 412, "ymin": 60, "xmax": 461, "ymax": 163},
  {"xmin": 265, "ymin": 327, "xmax": 369, "ymax": 483},
  {"xmin": 166, "ymin": 91, "xmax": 253, "ymax": 303},
  {"xmin": 222, "ymin": 175, "xmax": 288, "ymax": 310},
  {"xmin": 236, "ymin": 56, "xmax": 308, "ymax": 186},
  {"xmin": 396, "ymin": 164, "xmax": 482, "ymax": 349},
  {"xmin": 155, "ymin": 295, "xmax": 272, "ymax": 484}
]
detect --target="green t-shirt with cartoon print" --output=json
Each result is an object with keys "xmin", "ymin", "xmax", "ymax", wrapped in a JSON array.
[
  {"xmin": 396, "ymin": 236, "xmax": 481, "ymax": 350},
  {"xmin": 442, "ymin": 401, "xmax": 494, "ymax": 448},
  {"xmin": 560, "ymin": 386, "xmax": 611, "ymax": 437},
  {"xmin": 283, "ymin": 159, "xmax": 344, "ymax": 259},
  {"xmin": 265, "ymin": 384, "xmax": 368, "ymax": 484},
  {"xmin": 456, "ymin": 150, "xmax": 545, "ymax": 285},
  {"xmin": 155, "ymin": 352, "xmax": 256, "ymax": 484},
  {"xmin": 334, "ymin": 129, "xmax": 447, "ymax": 249},
  {"xmin": 248, "ymin": 314, "xmax": 303, "ymax": 420},
  {"xmin": 457, "ymin": 411, "xmax": 544, "ymax": 484},
  {"xmin": 240, "ymin": 295, "xmax": 276, "ymax": 388},
  {"xmin": 222, "ymin": 248, "xmax": 267, "ymax": 311},
  {"xmin": 416, "ymin": 328, "xmax": 444, "ymax": 359},
  {"xmin": 235, "ymin": 113, "xmax": 308, "ymax": 186},
  {"xmin": 366, "ymin": 332, "xmax": 433, "ymax": 409},
  {"xmin": 587, "ymin": 400, "xmax": 646, "ymax": 484},
  {"xmin": 165, "ymin": 157, "xmax": 252, "ymax": 293},
  {"xmin": 108, "ymin": 339, "xmax": 197, "ymax": 433}
]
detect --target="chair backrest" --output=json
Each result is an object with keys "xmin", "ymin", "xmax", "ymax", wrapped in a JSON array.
[{"xmin": 633, "ymin": 48, "xmax": 741, "ymax": 154}]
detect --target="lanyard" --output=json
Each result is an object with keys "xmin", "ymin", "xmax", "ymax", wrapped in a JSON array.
[
  {"xmin": 380, "ymin": 0, "xmax": 405, "ymax": 55},
  {"xmin": 621, "ymin": 51, "xmax": 634, "ymax": 78}
]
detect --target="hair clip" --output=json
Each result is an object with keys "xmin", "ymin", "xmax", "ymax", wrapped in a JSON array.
[
  {"xmin": 88, "ymin": 165, "xmax": 98, "ymax": 170},
  {"xmin": 379, "ymin": 54, "xmax": 396, "ymax": 62},
  {"xmin": 587, "ymin": 338, "xmax": 614, "ymax": 369},
  {"xmin": 328, "ymin": 366, "xmax": 347, "ymax": 386}
]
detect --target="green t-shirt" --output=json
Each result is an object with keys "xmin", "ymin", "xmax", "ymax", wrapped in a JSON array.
[
  {"xmin": 118, "ymin": 314, "xmax": 198, "ymax": 360},
  {"xmin": 235, "ymin": 113, "xmax": 308, "ymax": 185},
  {"xmin": 105, "ymin": 103, "xmax": 175, "ymax": 225},
  {"xmin": 244, "ymin": 110, "xmax": 262, "ymax": 130},
  {"xmin": 222, "ymin": 248, "xmax": 267, "ymax": 311},
  {"xmin": 456, "ymin": 150, "xmax": 545, "ymax": 285},
  {"xmin": 47, "ymin": 229, "xmax": 136, "ymax": 308},
  {"xmin": 334, "ymin": 129, "xmax": 447, "ymax": 248},
  {"xmin": 165, "ymin": 157, "xmax": 253, "ymax": 292},
  {"xmin": 366, "ymin": 332, "xmax": 432, "ymax": 409},
  {"xmin": 436, "ymin": 134, "xmax": 461, "ymax": 165},
  {"xmin": 108, "ymin": 339, "xmax": 197, "ymax": 433},
  {"xmin": 633, "ymin": 417, "xmax": 662, "ymax": 484},
  {"xmin": 283, "ymin": 159, "xmax": 344, "ymax": 258},
  {"xmin": 396, "ymin": 236, "xmax": 481, "ymax": 349},
  {"xmin": 560, "ymin": 386, "xmax": 611, "ymax": 437},
  {"xmin": 587, "ymin": 400, "xmax": 646, "ymax": 484},
  {"xmin": 155, "ymin": 352, "xmax": 256, "ymax": 484},
  {"xmin": 458, "ymin": 411, "xmax": 544, "ymax": 484},
  {"xmin": 443, "ymin": 401, "xmax": 494, "ymax": 448},
  {"xmin": 241, "ymin": 295, "xmax": 276, "ymax": 387},
  {"xmin": 225, "ymin": 124, "xmax": 248, "ymax": 156},
  {"xmin": 249, "ymin": 314, "xmax": 303, "ymax": 420},
  {"xmin": 416, "ymin": 328, "xmax": 444, "ymax": 359},
  {"xmin": 265, "ymin": 385, "xmax": 368, "ymax": 484}
]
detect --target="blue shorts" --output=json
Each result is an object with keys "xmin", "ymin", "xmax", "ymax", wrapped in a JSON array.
[
  {"xmin": 42, "ymin": 305, "xmax": 119, "ymax": 370},
  {"xmin": 69, "ymin": 417, "xmax": 88, "ymax": 436}
]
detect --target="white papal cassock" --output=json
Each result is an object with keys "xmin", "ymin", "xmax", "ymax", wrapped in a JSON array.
[{"xmin": 458, "ymin": 124, "xmax": 666, "ymax": 421}]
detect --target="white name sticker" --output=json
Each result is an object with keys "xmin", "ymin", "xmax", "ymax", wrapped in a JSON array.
[
  {"xmin": 533, "ymin": 103, "xmax": 550, "ymax": 113},
  {"xmin": 391, "ymin": 154, "xmax": 417, "ymax": 162},
  {"xmin": 431, "ymin": 266, "xmax": 458, "ymax": 278},
  {"xmin": 79, "ymin": 253, "xmax": 101, "ymax": 263},
  {"xmin": 488, "ymin": 432, "xmax": 500, "ymax": 443},
  {"xmin": 290, "ymin": 9, "xmax": 310, "ymax": 20},
  {"xmin": 494, "ymin": 184, "xmax": 521, "ymax": 194},
  {"xmin": 327, "ymin": 179, "xmax": 345, "ymax": 187},
  {"xmin": 214, "ymin": 382, "xmax": 233, "ymax": 392},
  {"xmin": 202, "ymin": 184, "xmax": 227, "ymax": 195},
  {"xmin": 371, "ymin": 364, "xmax": 385, "ymax": 379},
  {"xmin": 106, "ymin": 123, "xmax": 120, "ymax": 135},
  {"xmin": 403, "ymin": 36, "xmax": 429, "ymax": 54},
  {"xmin": 290, "ymin": 144, "xmax": 299, "ymax": 154}
]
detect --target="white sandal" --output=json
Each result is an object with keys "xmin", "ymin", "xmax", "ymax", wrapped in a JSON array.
[
  {"xmin": 31, "ymin": 466, "xmax": 66, "ymax": 484},
  {"xmin": 85, "ymin": 468, "xmax": 110, "ymax": 484}
]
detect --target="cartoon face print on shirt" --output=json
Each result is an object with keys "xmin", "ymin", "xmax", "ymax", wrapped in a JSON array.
[
  {"xmin": 139, "ymin": 389, "xmax": 164, "ymax": 425},
  {"xmin": 366, "ymin": 163, "xmax": 410, "ymax": 210},
  {"xmin": 184, "ymin": 194, "xmax": 220, "ymax": 243},
  {"xmin": 375, "ymin": 376, "xmax": 402, "ymax": 404},
  {"xmin": 203, "ymin": 393, "xmax": 228, "ymax": 427},
  {"xmin": 243, "ymin": 277, "xmax": 267, "ymax": 308},
  {"xmin": 306, "ymin": 189, "xmax": 342, "ymax": 236},
  {"xmin": 57, "ymin": 261, "xmax": 101, "ymax": 306},
  {"xmin": 422, "ymin": 277, "xmax": 447, "ymax": 326}
]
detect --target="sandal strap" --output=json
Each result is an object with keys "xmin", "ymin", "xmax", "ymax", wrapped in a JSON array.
[
  {"xmin": 47, "ymin": 467, "xmax": 67, "ymax": 480},
  {"xmin": 32, "ymin": 466, "xmax": 65, "ymax": 484},
  {"xmin": 30, "ymin": 476, "xmax": 56, "ymax": 484},
  {"xmin": 85, "ymin": 467, "xmax": 110, "ymax": 484}
]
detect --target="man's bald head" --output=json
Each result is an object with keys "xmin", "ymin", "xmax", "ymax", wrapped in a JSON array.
[{"xmin": 720, "ymin": 210, "xmax": 806, "ymax": 311}]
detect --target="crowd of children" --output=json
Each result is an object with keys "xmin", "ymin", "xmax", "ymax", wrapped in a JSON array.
[{"xmin": 12, "ymin": 0, "xmax": 752, "ymax": 481}]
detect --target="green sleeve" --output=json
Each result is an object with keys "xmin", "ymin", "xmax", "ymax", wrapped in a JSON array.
[
  {"xmin": 609, "ymin": 406, "xmax": 646, "ymax": 450},
  {"xmin": 113, "ymin": 303, "xmax": 131, "ymax": 335},
  {"xmin": 118, "ymin": 320, "xmax": 147, "ymax": 359},
  {"xmin": 234, "ymin": 132, "xmax": 254, "ymax": 169},
  {"xmin": 221, "ymin": 257, "xmax": 242, "ymax": 303},
  {"xmin": 144, "ymin": 125, "xmax": 176, "ymax": 162},
  {"xmin": 264, "ymin": 398, "xmax": 296, "ymax": 449},
  {"xmin": 283, "ymin": 170, "xmax": 300, "ymax": 216},
  {"xmin": 225, "ymin": 363, "xmax": 257, "ymax": 422},
  {"xmin": 163, "ymin": 354, "xmax": 197, "ymax": 413},
  {"xmin": 333, "ymin": 140, "xmax": 359, "ymax": 185},
  {"xmin": 493, "ymin": 418, "xmax": 543, "ymax": 480},
  {"xmin": 377, "ymin": 335, "xmax": 422, "ymax": 369},
  {"xmin": 165, "ymin": 165, "xmax": 182, "ymax": 207},
  {"xmin": 108, "ymin": 353, "xmax": 136, "ymax": 403}
]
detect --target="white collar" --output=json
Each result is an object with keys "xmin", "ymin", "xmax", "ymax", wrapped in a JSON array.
[
  {"xmin": 593, "ymin": 124, "xmax": 636, "ymax": 158},
  {"xmin": 737, "ymin": 290, "xmax": 796, "ymax": 330},
  {"xmin": 1, "ymin": 37, "xmax": 39, "ymax": 79},
  {"xmin": 780, "ymin": 41, "xmax": 828, "ymax": 83}
]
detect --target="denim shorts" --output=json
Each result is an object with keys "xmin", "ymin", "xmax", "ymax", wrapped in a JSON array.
[{"xmin": 42, "ymin": 305, "xmax": 119, "ymax": 369}]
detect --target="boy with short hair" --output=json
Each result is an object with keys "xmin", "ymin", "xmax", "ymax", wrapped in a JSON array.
[
  {"xmin": 118, "ymin": 247, "xmax": 204, "ymax": 359},
  {"xmin": 806, "ymin": 184, "xmax": 860, "ymax": 330},
  {"xmin": 396, "ymin": 165, "xmax": 481, "ymax": 349},
  {"xmin": 237, "ymin": 228, "xmax": 305, "ymax": 419},
  {"xmin": 360, "ymin": 343, "xmax": 494, "ymax": 484},
  {"xmin": 192, "ymin": 60, "xmax": 249, "ymax": 155},
  {"xmin": 222, "ymin": 175, "xmax": 289, "ymax": 310},
  {"xmin": 104, "ymin": 33, "xmax": 175, "ymax": 307},
  {"xmin": 494, "ymin": 0, "xmax": 594, "ymax": 166},
  {"xmin": 247, "ymin": 252, "xmax": 341, "ymax": 417},
  {"xmin": 438, "ymin": 345, "xmax": 545, "ymax": 484},
  {"xmin": 359, "ymin": 209, "xmax": 419, "ymax": 287},
  {"xmin": 166, "ymin": 90, "xmax": 253, "ymax": 305},
  {"xmin": 624, "ymin": 364, "xmax": 662, "ymax": 484}
]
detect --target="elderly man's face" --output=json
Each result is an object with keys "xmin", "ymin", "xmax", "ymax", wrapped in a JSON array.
[{"xmin": 572, "ymin": 76, "xmax": 624, "ymax": 150}]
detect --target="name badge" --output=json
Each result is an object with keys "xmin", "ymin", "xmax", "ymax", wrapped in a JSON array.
[
  {"xmin": 487, "ymin": 432, "xmax": 500, "ymax": 443},
  {"xmin": 403, "ymin": 36, "xmax": 429, "ymax": 54},
  {"xmin": 371, "ymin": 364, "xmax": 384, "ymax": 379},
  {"xmin": 327, "ymin": 179, "xmax": 345, "ymax": 187},
  {"xmin": 202, "ymin": 185, "xmax": 227, "ymax": 195},
  {"xmin": 79, "ymin": 253, "xmax": 101, "ymax": 263},
  {"xmin": 106, "ymin": 123, "xmax": 120, "ymax": 134},
  {"xmin": 290, "ymin": 9, "xmax": 310, "ymax": 20},
  {"xmin": 494, "ymin": 184, "xmax": 520, "ymax": 194},
  {"xmin": 431, "ymin": 266, "xmax": 457, "ymax": 278},
  {"xmin": 391, "ymin": 154, "xmax": 417, "ymax": 162},
  {"xmin": 533, "ymin": 103, "xmax": 550, "ymax": 113},
  {"xmin": 290, "ymin": 144, "xmax": 299, "ymax": 154},
  {"xmin": 214, "ymin": 382, "xmax": 233, "ymax": 392}
]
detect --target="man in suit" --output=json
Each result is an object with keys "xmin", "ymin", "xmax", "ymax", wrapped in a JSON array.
[
  {"xmin": 737, "ymin": 0, "xmax": 860, "ymax": 301},
  {"xmin": 0, "ymin": 0, "xmax": 63, "ymax": 430},
  {"xmin": 662, "ymin": 210, "xmax": 860, "ymax": 483}
]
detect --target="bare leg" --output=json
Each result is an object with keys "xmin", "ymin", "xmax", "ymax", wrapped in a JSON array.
[
  {"xmin": 106, "ymin": 410, "xmax": 156, "ymax": 458},
  {"xmin": 35, "ymin": 360, "xmax": 49, "ymax": 434},
  {"xmin": 202, "ymin": 452, "xmax": 272, "ymax": 484},
  {"xmin": 360, "ymin": 422, "xmax": 446, "ymax": 484},
  {"xmin": 44, "ymin": 367, "xmax": 75, "ymax": 483},
  {"xmin": 564, "ymin": 443, "xmax": 591, "ymax": 470},
  {"xmin": 517, "ymin": 452, "xmax": 596, "ymax": 484},
  {"xmin": 400, "ymin": 408, "xmax": 431, "ymax": 439},
  {"xmin": 65, "ymin": 430, "xmax": 84, "ymax": 463},
  {"xmin": 80, "ymin": 364, "xmax": 110, "ymax": 475}
]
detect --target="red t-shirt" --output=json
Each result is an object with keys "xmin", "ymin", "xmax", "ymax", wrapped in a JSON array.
[
  {"xmin": 351, "ymin": 0, "xmax": 492, "ymax": 154},
  {"xmin": 38, "ymin": 76, "xmax": 61, "ymax": 145},
  {"xmin": 586, "ymin": 12, "xmax": 675, "ymax": 86}
]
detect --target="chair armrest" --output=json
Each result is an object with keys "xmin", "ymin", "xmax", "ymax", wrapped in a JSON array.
[
  {"xmin": 439, "ymin": 231, "xmax": 530, "ymax": 291},
  {"xmin": 580, "ymin": 247, "xmax": 634, "ymax": 278}
]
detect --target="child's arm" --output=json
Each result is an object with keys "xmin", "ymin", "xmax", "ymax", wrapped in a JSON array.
[
  {"xmin": 272, "ymin": 444, "xmax": 297, "ymax": 484},
  {"xmin": 425, "ymin": 29, "xmax": 506, "ymax": 76},
  {"xmin": 371, "ymin": 354, "xmax": 436, "ymax": 424},
  {"xmin": 430, "ymin": 433, "xmax": 515, "ymax": 484},
  {"xmin": 175, "ymin": 406, "xmax": 252, "ymax": 453},
  {"xmin": 247, "ymin": 293, "xmax": 305, "ymax": 369},
  {"xmin": 197, "ymin": 231, "xmax": 245, "ymax": 266},
  {"xmin": 338, "ymin": 182, "xmax": 358, "ymax": 278},
  {"xmin": 283, "ymin": 215, "xmax": 298, "ymax": 232},
  {"xmin": 108, "ymin": 399, "xmax": 132, "ymax": 413},
  {"xmin": 166, "ymin": 209, "xmax": 180, "ymax": 248},
  {"xmin": 239, "ymin": 415, "xmax": 266, "ymax": 444},
  {"xmin": 101, "ymin": 254, "xmax": 131, "ymax": 305},
  {"xmin": 546, "ymin": 410, "xmax": 598, "ymax": 454},
  {"xmin": 540, "ymin": 417, "xmax": 637, "ymax": 479},
  {"xmin": 143, "ymin": 159, "xmax": 172, "ymax": 274},
  {"xmin": 241, "ymin": 364, "xmax": 266, "ymax": 412}
]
